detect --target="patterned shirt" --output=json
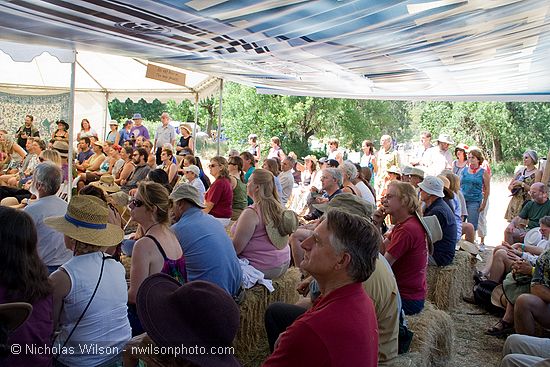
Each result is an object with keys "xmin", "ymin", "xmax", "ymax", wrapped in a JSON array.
[{"xmin": 532, "ymin": 248, "xmax": 550, "ymax": 288}]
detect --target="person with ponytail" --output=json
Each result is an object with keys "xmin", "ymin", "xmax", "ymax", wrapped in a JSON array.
[{"xmin": 231, "ymin": 168, "xmax": 298, "ymax": 279}]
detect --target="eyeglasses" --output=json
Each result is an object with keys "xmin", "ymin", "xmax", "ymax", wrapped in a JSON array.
[{"xmin": 129, "ymin": 198, "xmax": 144, "ymax": 207}]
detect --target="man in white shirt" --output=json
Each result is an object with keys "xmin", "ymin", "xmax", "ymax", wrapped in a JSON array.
[
  {"xmin": 279, "ymin": 157, "xmax": 295, "ymax": 206},
  {"xmin": 423, "ymin": 133, "xmax": 454, "ymax": 176},
  {"xmin": 24, "ymin": 162, "xmax": 72, "ymax": 273},
  {"xmin": 154, "ymin": 112, "xmax": 176, "ymax": 165}
]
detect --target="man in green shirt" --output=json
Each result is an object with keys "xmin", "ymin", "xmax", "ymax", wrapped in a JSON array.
[{"xmin": 505, "ymin": 183, "xmax": 550, "ymax": 244}]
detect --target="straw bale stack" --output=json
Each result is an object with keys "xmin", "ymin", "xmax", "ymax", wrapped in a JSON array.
[
  {"xmin": 427, "ymin": 250, "xmax": 476, "ymax": 310},
  {"xmin": 235, "ymin": 267, "xmax": 302, "ymax": 366},
  {"xmin": 407, "ymin": 302, "xmax": 454, "ymax": 367}
]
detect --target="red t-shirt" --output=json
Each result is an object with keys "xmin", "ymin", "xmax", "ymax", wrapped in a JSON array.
[
  {"xmin": 205, "ymin": 177, "xmax": 233, "ymax": 218},
  {"xmin": 386, "ymin": 215, "xmax": 428, "ymax": 301},
  {"xmin": 263, "ymin": 283, "xmax": 378, "ymax": 367}
]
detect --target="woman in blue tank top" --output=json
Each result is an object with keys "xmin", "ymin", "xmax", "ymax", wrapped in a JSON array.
[{"xmin": 460, "ymin": 148, "xmax": 490, "ymax": 231}]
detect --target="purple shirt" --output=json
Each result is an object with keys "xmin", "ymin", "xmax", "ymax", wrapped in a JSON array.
[
  {"xmin": 0, "ymin": 286, "xmax": 54, "ymax": 367},
  {"xmin": 130, "ymin": 125, "xmax": 150, "ymax": 140}
]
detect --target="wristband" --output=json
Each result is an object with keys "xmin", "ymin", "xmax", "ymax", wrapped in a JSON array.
[
  {"xmin": 532, "ymin": 267, "xmax": 535, "ymax": 276},
  {"xmin": 521, "ymin": 243, "xmax": 525, "ymax": 251}
]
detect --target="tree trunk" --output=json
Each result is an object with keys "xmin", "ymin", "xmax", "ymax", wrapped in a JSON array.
[{"xmin": 492, "ymin": 138, "xmax": 503, "ymax": 162}]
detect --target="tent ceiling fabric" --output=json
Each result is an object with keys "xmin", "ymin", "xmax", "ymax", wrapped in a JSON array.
[{"xmin": 1, "ymin": 0, "xmax": 550, "ymax": 101}]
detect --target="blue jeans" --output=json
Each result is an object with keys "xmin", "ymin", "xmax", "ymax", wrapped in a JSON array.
[{"xmin": 466, "ymin": 200, "xmax": 482, "ymax": 231}]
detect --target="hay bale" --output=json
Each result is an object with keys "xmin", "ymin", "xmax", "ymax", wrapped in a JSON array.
[
  {"xmin": 427, "ymin": 251, "xmax": 476, "ymax": 310},
  {"xmin": 407, "ymin": 302, "xmax": 454, "ymax": 367},
  {"xmin": 384, "ymin": 352, "xmax": 423, "ymax": 367},
  {"xmin": 234, "ymin": 267, "xmax": 301, "ymax": 366}
]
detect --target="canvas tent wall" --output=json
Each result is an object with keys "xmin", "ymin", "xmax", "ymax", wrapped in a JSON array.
[{"xmin": 0, "ymin": 41, "xmax": 218, "ymax": 139}]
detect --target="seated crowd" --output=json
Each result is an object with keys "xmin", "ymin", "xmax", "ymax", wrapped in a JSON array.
[{"xmin": 2, "ymin": 118, "xmax": 550, "ymax": 367}]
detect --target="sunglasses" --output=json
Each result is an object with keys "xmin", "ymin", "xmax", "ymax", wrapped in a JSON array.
[
  {"xmin": 228, "ymin": 162, "xmax": 237, "ymax": 166},
  {"xmin": 130, "ymin": 198, "xmax": 144, "ymax": 207},
  {"xmin": 132, "ymin": 153, "xmax": 140, "ymax": 157},
  {"xmin": 39, "ymin": 157, "xmax": 45, "ymax": 162},
  {"xmin": 209, "ymin": 164, "xmax": 219, "ymax": 168}
]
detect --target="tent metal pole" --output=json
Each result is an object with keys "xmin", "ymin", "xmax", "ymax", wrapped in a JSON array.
[
  {"xmin": 67, "ymin": 52, "xmax": 77, "ymax": 201},
  {"xmin": 104, "ymin": 92, "xmax": 109, "ymax": 140},
  {"xmin": 193, "ymin": 93, "xmax": 199, "ymax": 156},
  {"xmin": 216, "ymin": 79, "xmax": 223, "ymax": 156}
]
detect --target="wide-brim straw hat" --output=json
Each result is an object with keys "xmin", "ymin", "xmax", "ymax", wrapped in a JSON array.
[
  {"xmin": 387, "ymin": 165, "xmax": 401, "ymax": 175},
  {"xmin": 491, "ymin": 284, "xmax": 508, "ymax": 309},
  {"xmin": 0, "ymin": 302, "xmax": 33, "ymax": 333},
  {"xmin": 44, "ymin": 195, "xmax": 123, "ymax": 247},
  {"xmin": 458, "ymin": 239, "xmax": 479, "ymax": 255},
  {"xmin": 90, "ymin": 174, "xmax": 120, "ymax": 193},
  {"xmin": 303, "ymin": 154, "xmax": 318, "ymax": 165},
  {"xmin": 266, "ymin": 210, "xmax": 299, "ymax": 250},
  {"xmin": 436, "ymin": 133, "xmax": 455, "ymax": 145},
  {"xmin": 180, "ymin": 123, "xmax": 192, "ymax": 134},
  {"xmin": 137, "ymin": 275, "xmax": 241, "ymax": 367}
]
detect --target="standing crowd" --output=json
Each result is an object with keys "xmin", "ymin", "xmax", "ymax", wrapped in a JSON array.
[{"xmin": 1, "ymin": 113, "xmax": 549, "ymax": 367}]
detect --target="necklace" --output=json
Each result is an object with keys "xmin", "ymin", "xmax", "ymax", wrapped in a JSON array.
[{"xmin": 145, "ymin": 222, "xmax": 160, "ymax": 234}]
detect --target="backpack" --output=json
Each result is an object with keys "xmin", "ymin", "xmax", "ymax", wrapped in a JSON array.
[{"xmin": 473, "ymin": 280, "xmax": 503, "ymax": 315}]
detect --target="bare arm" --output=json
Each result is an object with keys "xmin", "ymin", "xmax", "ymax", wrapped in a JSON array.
[
  {"xmin": 384, "ymin": 252, "xmax": 397, "ymax": 266},
  {"xmin": 12, "ymin": 143, "xmax": 26, "ymax": 159},
  {"xmin": 480, "ymin": 170, "xmax": 490, "ymax": 212},
  {"xmin": 168, "ymin": 164, "xmax": 178, "ymax": 185},
  {"xmin": 116, "ymin": 163, "xmax": 134, "ymax": 184},
  {"xmin": 188, "ymin": 137, "xmax": 195, "ymax": 153},
  {"xmin": 232, "ymin": 208, "xmax": 259, "ymax": 254},
  {"xmin": 128, "ymin": 238, "xmax": 153, "ymax": 304},
  {"xmin": 87, "ymin": 155, "xmax": 106, "ymax": 172},
  {"xmin": 203, "ymin": 201, "xmax": 215, "ymax": 214},
  {"xmin": 49, "ymin": 268, "xmax": 71, "ymax": 330},
  {"xmin": 531, "ymin": 284, "xmax": 550, "ymax": 304}
]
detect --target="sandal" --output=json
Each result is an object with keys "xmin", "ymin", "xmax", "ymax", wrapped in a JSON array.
[{"xmin": 485, "ymin": 319, "xmax": 514, "ymax": 336}]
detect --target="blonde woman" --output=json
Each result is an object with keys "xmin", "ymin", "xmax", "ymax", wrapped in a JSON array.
[
  {"xmin": 127, "ymin": 181, "xmax": 186, "ymax": 334},
  {"xmin": 231, "ymin": 168, "xmax": 298, "ymax": 279}
]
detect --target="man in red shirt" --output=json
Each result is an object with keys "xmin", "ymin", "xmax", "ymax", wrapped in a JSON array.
[
  {"xmin": 263, "ymin": 210, "xmax": 379, "ymax": 367},
  {"xmin": 382, "ymin": 181, "xmax": 429, "ymax": 315}
]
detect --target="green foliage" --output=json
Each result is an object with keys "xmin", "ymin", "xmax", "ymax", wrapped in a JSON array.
[{"xmin": 108, "ymin": 98, "xmax": 166, "ymax": 122}]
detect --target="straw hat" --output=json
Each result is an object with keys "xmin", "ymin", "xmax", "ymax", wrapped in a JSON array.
[
  {"xmin": 266, "ymin": 210, "xmax": 299, "ymax": 250},
  {"xmin": 491, "ymin": 284, "xmax": 508, "ymax": 310},
  {"xmin": 44, "ymin": 195, "xmax": 124, "ymax": 247},
  {"xmin": 0, "ymin": 302, "xmax": 33, "ymax": 333},
  {"xmin": 313, "ymin": 193, "xmax": 375, "ymax": 218},
  {"xmin": 387, "ymin": 165, "xmax": 401, "ymax": 175},
  {"xmin": 436, "ymin": 133, "xmax": 455, "ymax": 145},
  {"xmin": 109, "ymin": 120, "xmax": 119, "ymax": 126},
  {"xmin": 458, "ymin": 239, "xmax": 479, "ymax": 255},
  {"xmin": 52, "ymin": 140, "xmax": 69, "ymax": 158},
  {"xmin": 180, "ymin": 123, "xmax": 192, "ymax": 134},
  {"xmin": 137, "ymin": 275, "xmax": 240, "ymax": 367},
  {"xmin": 303, "ymin": 154, "xmax": 318, "ymax": 165},
  {"xmin": 90, "ymin": 174, "xmax": 120, "ymax": 193},
  {"xmin": 437, "ymin": 175, "xmax": 451, "ymax": 189}
]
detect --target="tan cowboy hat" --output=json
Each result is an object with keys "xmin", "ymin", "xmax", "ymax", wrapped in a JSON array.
[
  {"xmin": 44, "ymin": 195, "xmax": 124, "ymax": 247},
  {"xmin": 458, "ymin": 239, "xmax": 479, "ymax": 255},
  {"xmin": 302, "ymin": 154, "xmax": 318, "ymax": 165},
  {"xmin": 180, "ymin": 123, "xmax": 192, "ymax": 134},
  {"xmin": 266, "ymin": 210, "xmax": 299, "ymax": 250},
  {"xmin": 90, "ymin": 174, "xmax": 120, "ymax": 193},
  {"xmin": 491, "ymin": 284, "xmax": 508, "ymax": 310},
  {"xmin": 0, "ymin": 302, "xmax": 33, "ymax": 333}
]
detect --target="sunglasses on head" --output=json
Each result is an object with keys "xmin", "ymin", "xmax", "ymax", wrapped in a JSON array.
[{"xmin": 130, "ymin": 198, "xmax": 144, "ymax": 207}]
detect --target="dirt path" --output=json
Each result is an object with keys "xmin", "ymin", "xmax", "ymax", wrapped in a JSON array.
[{"xmin": 447, "ymin": 178, "xmax": 511, "ymax": 366}]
